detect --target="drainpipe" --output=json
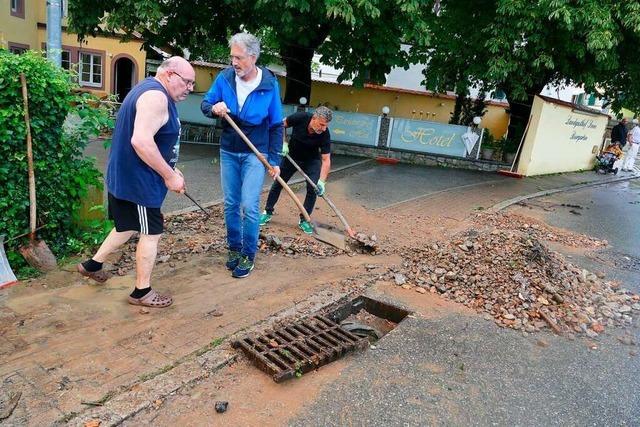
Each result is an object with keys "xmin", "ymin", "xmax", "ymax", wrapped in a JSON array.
[{"xmin": 47, "ymin": 0, "xmax": 62, "ymax": 67}]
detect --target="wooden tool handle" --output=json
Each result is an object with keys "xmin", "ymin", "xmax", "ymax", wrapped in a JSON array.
[
  {"xmin": 21, "ymin": 73, "xmax": 36, "ymax": 239},
  {"xmin": 223, "ymin": 114, "xmax": 311, "ymax": 222},
  {"xmin": 284, "ymin": 154, "xmax": 355, "ymax": 237}
]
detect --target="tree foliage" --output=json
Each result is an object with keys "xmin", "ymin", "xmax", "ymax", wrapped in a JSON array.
[
  {"xmin": 414, "ymin": 0, "xmax": 640, "ymax": 139},
  {"xmin": 0, "ymin": 50, "xmax": 113, "ymax": 277},
  {"xmin": 68, "ymin": 0, "xmax": 425, "ymax": 103}
]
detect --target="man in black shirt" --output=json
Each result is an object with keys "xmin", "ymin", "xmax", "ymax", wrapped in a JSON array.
[
  {"xmin": 260, "ymin": 106, "xmax": 332, "ymax": 234},
  {"xmin": 611, "ymin": 118, "xmax": 628, "ymax": 147}
]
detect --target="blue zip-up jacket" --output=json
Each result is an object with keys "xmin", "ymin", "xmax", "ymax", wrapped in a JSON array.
[{"xmin": 201, "ymin": 67, "xmax": 283, "ymax": 166}]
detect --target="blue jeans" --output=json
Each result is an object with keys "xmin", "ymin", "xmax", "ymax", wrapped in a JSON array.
[{"xmin": 220, "ymin": 149, "xmax": 266, "ymax": 260}]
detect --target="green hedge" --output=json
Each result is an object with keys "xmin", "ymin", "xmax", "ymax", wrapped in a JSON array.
[{"xmin": 0, "ymin": 50, "xmax": 113, "ymax": 277}]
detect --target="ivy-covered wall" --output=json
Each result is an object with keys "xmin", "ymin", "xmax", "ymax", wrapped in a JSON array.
[{"xmin": 0, "ymin": 50, "xmax": 113, "ymax": 277}]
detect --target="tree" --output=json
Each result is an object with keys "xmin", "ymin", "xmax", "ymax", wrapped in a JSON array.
[
  {"xmin": 413, "ymin": 0, "xmax": 640, "ymax": 141},
  {"xmin": 68, "ymin": 0, "xmax": 426, "ymax": 104}
]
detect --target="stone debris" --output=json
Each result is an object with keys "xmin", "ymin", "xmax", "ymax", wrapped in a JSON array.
[
  {"xmin": 108, "ymin": 205, "xmax": 371, "ymax": 274},
  {"xmin": 394, "ymin": 273, "xmax": 407, "ymax": 286},
  {"xmin": 476, "ymin": 212, "xmax": 607, "ymax": 249},
  {"xmin": 215, "ymin": 401, "xmax": 229, "ymax": 413},
  {"xmin": 536, "ymin": 339, "xmax": 549, "ymax": 348},
  {"xmin": 390, "ymin": 224, "xmax": 636, "ymax": 337},
  {"xmin": 350, "ymin": 232, "xmax": 379, "ymax": 253}
]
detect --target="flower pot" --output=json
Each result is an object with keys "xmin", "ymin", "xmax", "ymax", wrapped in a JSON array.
[
  {"xmin": 481, "ymin": 147, "xmax": 494, "ymax": 160},
  {"xmin": 503, "ymin": 152, "xmax": 517, "ymax": 164}
]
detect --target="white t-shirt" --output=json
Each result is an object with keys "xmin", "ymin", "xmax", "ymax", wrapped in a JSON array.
[{"xmin": 235, "ymin": 67, "xmax": 262, "ymax": 110}]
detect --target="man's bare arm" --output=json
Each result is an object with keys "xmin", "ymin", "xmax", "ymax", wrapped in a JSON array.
[
  {"xmin": 131, "ymin": 91, "xmax": 184, "ymax": 192},
  {"xmin": 320, "ymin": 153, "xmax": 331, "ymax": 181}
]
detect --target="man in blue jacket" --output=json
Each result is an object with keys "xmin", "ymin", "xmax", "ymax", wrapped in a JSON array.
[{"xmin": 201, "ymin": 32, "xmax": 283, "ymax": 278}]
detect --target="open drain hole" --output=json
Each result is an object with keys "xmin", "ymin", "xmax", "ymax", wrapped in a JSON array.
[
  {"xmin": 232, "ymin": 296, "xmax": 410, "ymax": 382},
  {"xmin": 324, "ymin": 295, "xmax": 411, "ymax": 343}
]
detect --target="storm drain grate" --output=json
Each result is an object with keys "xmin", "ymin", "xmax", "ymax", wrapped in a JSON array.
[{"xmin": 232, "ymin": 314, "xmax": 368, "ymax": 382}]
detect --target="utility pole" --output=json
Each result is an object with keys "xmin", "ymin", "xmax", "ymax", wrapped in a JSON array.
[{"xmin": 47, "ymin": 0, "xmax": 62, "ymax": 66}]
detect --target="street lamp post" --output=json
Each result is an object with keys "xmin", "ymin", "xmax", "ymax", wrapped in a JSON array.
[{"xmin": 47, "ymin": 0, "xmax": 62, "ymax": 67}]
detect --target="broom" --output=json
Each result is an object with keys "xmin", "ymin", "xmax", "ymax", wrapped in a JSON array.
[
  {"xmin": 497, "ymin": 114, "xmax": 532, "ymax": 179},
  {"xmin": 17, "ymin": 73, "xmax": 57, "ymax": 272}
]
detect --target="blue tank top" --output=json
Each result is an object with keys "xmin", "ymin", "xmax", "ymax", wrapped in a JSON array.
[{"xmin": 106, "ymin": 77, "xmax": 180, "ymax": 208}]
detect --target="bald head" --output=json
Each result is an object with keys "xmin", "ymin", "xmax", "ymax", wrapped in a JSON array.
[
  {"xmin": 155, "ymin": 56, "xmax": 195, "ymax": 102},
  {"xmin": 157, "ymin": 56, "xmax": 192, "ymax": 75}
]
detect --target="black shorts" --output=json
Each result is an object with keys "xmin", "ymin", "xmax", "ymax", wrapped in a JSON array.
[{"xmin": 108, "ymin": 193, "xmax": 164, "ymax": 235}]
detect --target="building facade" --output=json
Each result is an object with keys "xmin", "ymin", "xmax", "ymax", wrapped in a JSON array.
[{"xmin": 0, "ymin": 0, "xmax": 146, "ymax": 101}]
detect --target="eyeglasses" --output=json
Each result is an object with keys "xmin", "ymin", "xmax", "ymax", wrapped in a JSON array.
[
  {"xmin": 229, "ymin": 54, "xmax": 251, "ymax": 63},
  {"xmin": 172, "ymin": 71, "xmax": 195, "ymax": 88}
]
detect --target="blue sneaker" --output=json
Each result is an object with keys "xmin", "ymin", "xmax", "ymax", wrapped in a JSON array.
[
  {"xmin": 226, "ymin": 250, "xmax": 241, "ymax": 271},
  {"xmin": 232, "ymin": 255, "xmax": 254, "ymax": 278}
]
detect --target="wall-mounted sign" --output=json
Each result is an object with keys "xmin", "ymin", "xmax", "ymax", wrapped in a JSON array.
[
  {"xmin": 563, "ymin": 115, "xmax": 599, "ymax": 143},
  {"xmin": 328, "ymin": 111, "xmax": 380, "ymax": 146},
  {"xmin": 388, "ymin": 118, "xmax": 469, "ymax": 157}
]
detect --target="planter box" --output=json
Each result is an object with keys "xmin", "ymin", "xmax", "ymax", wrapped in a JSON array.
[{"xmin": 481, "ymin": 148, "xmax": 495, "ymax": 160}]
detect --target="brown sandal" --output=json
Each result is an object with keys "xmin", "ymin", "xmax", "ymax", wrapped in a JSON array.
[
  {"xmin": 128, "ymin": 289, "xmax": 173, "ymax": 308},
  {"xmin": 77, "ymin": 263, "xmax": 111, "ymax": 283}
]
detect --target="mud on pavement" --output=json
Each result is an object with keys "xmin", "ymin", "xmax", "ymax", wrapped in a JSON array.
[{"xmin": 0, "ymin": 195, "xmax": 638, "ymax": 425}]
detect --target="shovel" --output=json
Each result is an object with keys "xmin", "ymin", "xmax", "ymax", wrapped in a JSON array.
[
  {"xmin": 284, "ymin": 154, "xmax": 378, "ymax": 252},
  {"xmin": 183, "ymin": 191, "xmax": 211, "ymax": 219},
  {"xmin": 284, "ymin": 154, "xmax": 356, "ymax": 238},
  {"xmin": 17, "ymin": 73, "xmax": 57, "ymax": 272},
  {"xmin": 222, "ymin": 114, "xmax": 347, "ymax": 250}
]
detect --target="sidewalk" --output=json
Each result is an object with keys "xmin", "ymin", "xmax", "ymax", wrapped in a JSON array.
[{"xmin": 1, "ymin": 145, "xmax": 638, "ymax": 425}]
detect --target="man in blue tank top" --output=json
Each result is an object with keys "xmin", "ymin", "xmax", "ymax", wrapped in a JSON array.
[
  {"xmin": 201, "ymin": 32, "xmax": 283, "ymax": 279},
  {"xmin": 77, "ymin": 57, "xmax": 195, "ymax": 308}
]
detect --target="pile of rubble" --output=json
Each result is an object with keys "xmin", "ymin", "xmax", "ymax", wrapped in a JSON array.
[
  {"xmin": 391, "ymin": 227, "xmax": 638, "ymax": 337},
  {"xmin": 259, "ymin": 233, "xmax": 342, "ymax": 257},
  {"xmin": 476, "ymin": 212, "xmax": 607, "ymax": 249},
  {"xmin": 108, "ymin": 207, "xmax": 349, "ymax": 273}
]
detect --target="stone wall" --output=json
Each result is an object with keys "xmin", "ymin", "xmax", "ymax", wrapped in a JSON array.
[{"xmin": 332, "ymin": 143, "xmax": 509, "ymax": 171}]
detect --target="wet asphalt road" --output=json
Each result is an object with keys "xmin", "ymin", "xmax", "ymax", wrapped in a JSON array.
[
  {"xmin": 291, "ymin": 313, "xmax": 639, "ymax": 427},
  {"xmin": 290, "ymin": 180, "xmax": 640, "ymax": 427},
  {"xmin": 523, "ymin": 179, "xmax": 640, "ymax": 294}
]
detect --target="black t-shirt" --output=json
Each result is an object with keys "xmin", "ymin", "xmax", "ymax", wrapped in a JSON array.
[{"xmin": 286, "ymin": 112, "xmax": 331, "ymax": 161}]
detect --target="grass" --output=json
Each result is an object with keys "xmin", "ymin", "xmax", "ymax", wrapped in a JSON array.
[
  {"xmin": 138, "ymin": 363, "xmax": 177, "ymax": 382},
  {"xmin": 195, "ymin": 337, "xmax": 225, "ymax": 357}
]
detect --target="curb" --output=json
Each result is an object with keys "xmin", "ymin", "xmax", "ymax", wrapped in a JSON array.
[
  {"xmin": 67, "ymin": 349, "xmax": 237, "ymax": 426},
  {"xmin": 67, "ymin": 283, "xmax": 372, "ymax": 426},
  {"xmin": 166, "ymin": 158, "xmax": 373, "ymax": 218},
  {"xmin": 490, "ymin": 173, "xmax": 640, "ymax": 212}
]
